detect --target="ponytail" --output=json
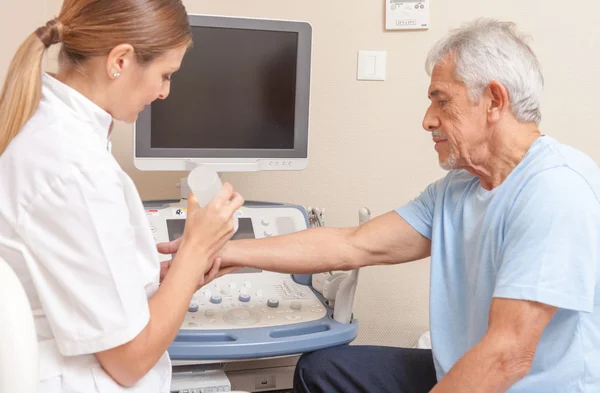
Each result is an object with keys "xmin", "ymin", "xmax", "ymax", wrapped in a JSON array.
[{"xmin": 0, "ymin": 20, "xmax": 63, "ymax": 155}]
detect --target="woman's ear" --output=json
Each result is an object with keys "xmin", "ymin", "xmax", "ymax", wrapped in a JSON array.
[{"xmin": 105, "ymin": 44, "xmax": 135, "ymax": 80}]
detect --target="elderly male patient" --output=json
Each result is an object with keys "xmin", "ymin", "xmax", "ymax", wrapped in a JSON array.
[{"xmin": 161, "ymin": 18, "xmax": 600, "ymax": 392}]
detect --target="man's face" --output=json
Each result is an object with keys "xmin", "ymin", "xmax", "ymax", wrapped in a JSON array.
[{"xmin": 422, "ymin": 57, "xmax": 489, "ymax": 170}]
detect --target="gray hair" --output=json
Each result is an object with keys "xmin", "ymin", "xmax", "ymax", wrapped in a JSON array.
[{"xmin": 425, "ymin": 19, "xmax": 544, "ymax": 125}]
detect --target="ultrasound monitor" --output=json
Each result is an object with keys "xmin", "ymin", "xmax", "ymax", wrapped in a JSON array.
[{"xmin": 134, "ymin": 14, "xmax": 312, "ymax": 172}]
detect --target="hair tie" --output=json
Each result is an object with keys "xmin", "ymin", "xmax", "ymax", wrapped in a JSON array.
[{"xmin": 35, "ymin": 19, "xmax": 64, "ymax": 48}]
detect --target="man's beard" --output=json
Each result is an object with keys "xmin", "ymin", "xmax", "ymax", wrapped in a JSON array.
[{"xmin": 440, "ymin": 149, "xmax": 458, "ymax": 170}]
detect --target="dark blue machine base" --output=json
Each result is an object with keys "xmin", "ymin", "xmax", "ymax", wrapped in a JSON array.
[{"xmin": 168, "ymin": 312, "xmax": 358, "ymax": 360}]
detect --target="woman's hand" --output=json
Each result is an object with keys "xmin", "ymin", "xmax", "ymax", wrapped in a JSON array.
[
  {"xmin": 171, "ymin": 182, "xmax": 244, "ymax": 286},
  {"xmin": 158, "ymin": 237, "xmax": 181, "ymax": 283}
]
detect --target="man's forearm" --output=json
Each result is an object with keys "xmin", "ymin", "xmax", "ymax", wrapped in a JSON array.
[
  {"xmin": 430, "ymin": 334, "xmax": 531, "ymax": 393},
  {"xmin": 220, "ymin": 212, "xmax": 432, "ymax": 274},
  {"xmin": 220, "ymin": 227, "xmax": 359, "ymax": 274}
]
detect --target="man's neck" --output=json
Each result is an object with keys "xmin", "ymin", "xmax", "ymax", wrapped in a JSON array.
[{"xmin": 465, "ymin": 122, "xmax": 541, "ymax": 190}]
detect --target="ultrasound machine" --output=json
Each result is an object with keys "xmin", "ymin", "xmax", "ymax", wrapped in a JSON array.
[{"xmin": 133, "ymin": 14, "xmax": 362, "ymax": 393}]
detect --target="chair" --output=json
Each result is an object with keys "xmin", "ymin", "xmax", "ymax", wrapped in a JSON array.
[{"xmin": 0, "ymin": 254, "xmax": 39, "ymax": 392}]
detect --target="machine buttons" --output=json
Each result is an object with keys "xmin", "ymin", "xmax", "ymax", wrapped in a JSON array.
[
  {"xmin": 204, "ymin": 309, "xmax": 216, "ymax": 317},
  {"xmin": 188, "ymin": 303, "xmax": 199, "ymax": 313},
  {"xmin": 267, "ymin": 299, "xmax": 280, "ymax": 308},
  {"xmin": 261, "ymin": 218, "xmax": 270, "ymax": 226},
  {"xmin": 239, "ymin": 294, "xmax": 251, "ymax": 302},
  {"xmin": 228, "ymin": 309, "xmax": 250, "ymax": 319},
  {"xmin": 210, "ymin": 295, "xmax": 223, "ymax": 304},
  {"xmin": 290, "ymin": 301, "xmax": 302, "ymax": 310},
  {"xmin": 243, "ymin": 280, "xmax": 252, "ymax": 289},
  {"xmin": 220, "ymin": 288, "xmax": 231, "ymax": 296},
  {"xmin": 224, "ymin": 308, "xmax": 258, "ymax": 325},
  {"xmin": 264, "ymin": 230, "xmax": 273, "ymax": 237}
]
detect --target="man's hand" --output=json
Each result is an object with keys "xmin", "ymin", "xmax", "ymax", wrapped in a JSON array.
[
  {"xmin": 157, "ymin": 236, "xmax": 241, "ymax": 287},
  {"xmin": 203, "ymin": 257, "xmax": 242, "ymax": 285}
]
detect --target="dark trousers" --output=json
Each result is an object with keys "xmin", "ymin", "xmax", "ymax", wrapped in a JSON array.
[{"xmin": 293, "ymin": 345, "xmax": 437, "ymax": 393}]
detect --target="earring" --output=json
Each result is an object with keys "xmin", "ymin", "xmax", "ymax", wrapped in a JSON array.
[{"xmin": 111, "ymin": 69, "xmax": 120, "ymax": 78}]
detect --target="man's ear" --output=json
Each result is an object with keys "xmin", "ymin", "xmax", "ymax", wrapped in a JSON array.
[{"xmin": 485, "ymin": 80, "xmax": 510, "ymax": 124}]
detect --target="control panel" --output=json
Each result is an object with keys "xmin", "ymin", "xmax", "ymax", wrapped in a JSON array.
[
  {"xmin": 184, "ymin": 272, "xmax": 326, "ymax": 330},
  {"xmin": 146, "ymin": 201, "xmax": 325, "ymax": 330}
]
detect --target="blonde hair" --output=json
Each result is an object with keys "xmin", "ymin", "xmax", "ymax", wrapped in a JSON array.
[{"xmin": 0, "ymin": 0, "xmax": 191, "ymax": 155}]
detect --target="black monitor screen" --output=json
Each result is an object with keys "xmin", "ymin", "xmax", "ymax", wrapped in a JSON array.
[{"xmin": 150, "ymin": 26, "xmax": 298, "ymax": 150}]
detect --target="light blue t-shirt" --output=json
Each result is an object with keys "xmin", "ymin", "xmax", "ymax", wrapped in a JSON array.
[{"xmin": 396, "ymin": 136, "xmax": 600, "ymax": 392}]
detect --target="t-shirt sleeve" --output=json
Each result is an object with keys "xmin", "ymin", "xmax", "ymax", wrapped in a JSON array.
[
  {"xmin": 493, "ymin": 167, "xmax": 600, "ymax": 312},
  {"xmin": 395, "ymin": 177, "xmax": 445, "ymax": 240},
  {"xmin": 17, "ymin": 167, "xmax": 151, "ymax": 356}
]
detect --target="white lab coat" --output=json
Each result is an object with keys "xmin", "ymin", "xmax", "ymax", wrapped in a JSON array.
[{"xmin": 0, "ymin": 73, "xmax": 171, "ymax": 392}]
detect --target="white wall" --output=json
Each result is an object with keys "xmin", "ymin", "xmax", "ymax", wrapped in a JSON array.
[{"xmin": 2, "ymin": 0, "xmax": 599, "ymax": 347}]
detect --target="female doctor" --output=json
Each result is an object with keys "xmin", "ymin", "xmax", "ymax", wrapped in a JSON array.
[{"xmin": 0, "ymin": 0, "xmax": 243, "ymax": 391}]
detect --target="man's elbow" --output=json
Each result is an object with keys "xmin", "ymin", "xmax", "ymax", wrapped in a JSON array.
[{"xmin": 497, "ymin": 348, "xmax": 535, "ymax": 382}]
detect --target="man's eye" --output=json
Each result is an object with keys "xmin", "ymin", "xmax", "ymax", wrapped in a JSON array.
[{"xmin": 438, "ymin": 100, "xmax": 448, "ymax": 107}]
